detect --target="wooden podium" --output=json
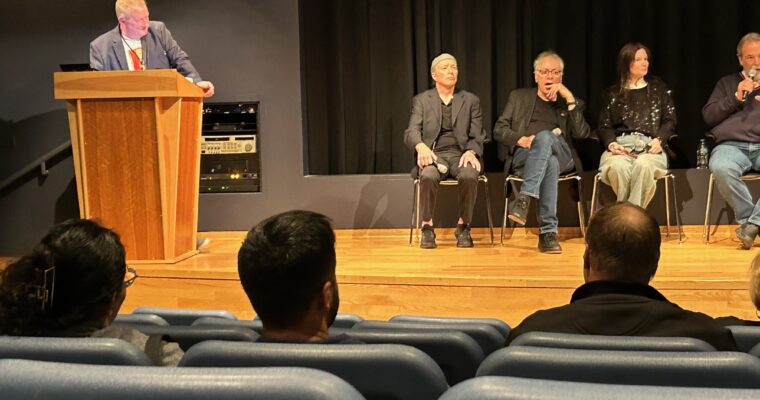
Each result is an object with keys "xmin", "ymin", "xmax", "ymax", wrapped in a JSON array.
[{"xmin": 54, "ymin": 69, "xmax": 203, "ymax": 263}]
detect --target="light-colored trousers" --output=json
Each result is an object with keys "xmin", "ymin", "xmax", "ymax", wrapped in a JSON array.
[{"xmin": 599, "ymin": 149, "xmax": 668, "ymax": 208}]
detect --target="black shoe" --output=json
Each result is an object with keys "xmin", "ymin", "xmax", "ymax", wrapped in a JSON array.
[
  {"xmin": 455, "ymin": 224, "xmax": 474, "ymax": 248},
  {"xmin": 538, "ymin": 232, "xmax": 562, "ymax": 254},
  {"xmin": 736, "ymin": 223, "xmax": 759, "ymax": 250},
  {"xmin": 420, "ymin": 225, "xmax": 437, "ymax": 249},
  {"xmin": 508, "ymin": 193, "xmax": 530, "ymax": 226}
]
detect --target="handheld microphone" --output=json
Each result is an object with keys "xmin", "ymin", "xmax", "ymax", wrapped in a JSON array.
[
  {"xmin": 744, "ymin": 66, "xmax": 757, "ymax": 101},
  {"xmin": 433, "ymin": 160, "xmax": 448, "ymax": 174}
]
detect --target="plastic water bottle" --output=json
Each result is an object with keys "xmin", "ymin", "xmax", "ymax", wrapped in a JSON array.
[{"xmin": 696, "ymin": 139, "xmax": 709, "ymax": 169}]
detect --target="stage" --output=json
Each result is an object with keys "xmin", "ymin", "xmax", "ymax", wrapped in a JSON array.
[{"xmin": 119, "ymin": 226, "xmax": 759, "ymax": 327}]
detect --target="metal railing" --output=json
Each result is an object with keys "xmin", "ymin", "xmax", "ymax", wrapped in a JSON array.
[{"xmin": 0, "ymin": 141, "xmax": 72, "ymax": 192}]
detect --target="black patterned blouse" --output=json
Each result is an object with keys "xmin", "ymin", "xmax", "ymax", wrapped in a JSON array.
[{"xmin": 597, "ymin": 77, "xmax": 677, "ymax": 148}]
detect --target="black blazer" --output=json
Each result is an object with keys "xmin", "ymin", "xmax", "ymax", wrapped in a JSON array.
[{"xmin": 493, "ymin": 88, "xmax": 591, "ymax": 172}]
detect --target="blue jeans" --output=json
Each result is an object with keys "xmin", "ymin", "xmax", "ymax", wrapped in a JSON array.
[
  {"xmin": 709, "ymin": 141, "xmax": 760, "ymax": 226},
  {"xmin": 511, "ymin": 130, "xmax": 575, "ymax": 233}
]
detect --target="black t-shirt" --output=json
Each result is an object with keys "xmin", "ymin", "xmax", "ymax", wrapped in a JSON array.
[{"xmin": 525, "ymin": 96, "xmax": 559, "ymax": 137}]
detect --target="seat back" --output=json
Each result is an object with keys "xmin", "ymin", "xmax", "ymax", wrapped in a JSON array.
[
  {"xmin": 129, "ymin": 325, "xmax": 259, "ymax": 351},
  {"xmin": 114, "ymin": 313, "xmax": 170, "ymax": 326},
  {"xmin": 389, "ymin": 315, "xmax": 510, "ymax": 340},
  {"xmin": 0, "ymin": 359, "xmax": 366, "ymax": 400},
  {"xmin": 354, "ymin": 320, "xmax": 504, "ymax": 355},
  {"xmin": 439, "ymin": 376, "xmax": 760, "ymax": 400},
  {"xmin": 132, "ymin": 307, "xmax": 237, "ymax": 325},
  {"xmin": 192, "ymin": 317, "xmax": 263, "ymax": 332},
  {"xmin": 727, "ymin": 325, "xmax": 760, "ymax": 352},
  {"xmin": 250, "ymin": 313, "xmax": 365, "ymax": 329},
  {"xmin": 0, "ymin": 336, "xmax": 152, "ymax": 365},
  {"xmin": 345, "ymin": 328, "xmax": 483, "ymax": 384},
  {"xmin": 477, "ymin": 346, "xmax": 760, "ymax": 388},
  {"xmin": 510, "ymin": 331, "xmax": 716, "ymax": 351},
  {"xmin": 180, "ymin": 341, "xmax": 448, "ymax": 400}
]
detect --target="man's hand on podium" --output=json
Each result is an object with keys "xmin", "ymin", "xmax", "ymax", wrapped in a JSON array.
[{"xmin": 196, "ymin": 81, "xmax": 215, "ymax": 97}]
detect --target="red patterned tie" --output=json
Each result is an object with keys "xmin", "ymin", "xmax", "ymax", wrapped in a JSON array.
[{"xmin": 128, "ymin": 49, "xmax": 142, "ymax": 71}]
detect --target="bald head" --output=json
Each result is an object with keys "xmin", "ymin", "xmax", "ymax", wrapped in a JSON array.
[{"xmin": 584, "ymin": 203, "xmax": 660, "ymax": 283}]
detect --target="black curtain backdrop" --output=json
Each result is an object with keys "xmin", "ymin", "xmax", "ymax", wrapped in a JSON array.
[{"xmin": 301, "ymin": 0, "xmax": 760, "ymax": 175}]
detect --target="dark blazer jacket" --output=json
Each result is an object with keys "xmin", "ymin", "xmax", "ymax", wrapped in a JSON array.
[
  {"xmin": 89, "ymin": 21, "xmax": 202, "ymax": 82},
  {"xmin": 403, "ymin": 89, "xmax": 486, "ymax": 158},
  {"xmin": 493, "ymin": 88, "xmax": 590, "ymax": 172}
]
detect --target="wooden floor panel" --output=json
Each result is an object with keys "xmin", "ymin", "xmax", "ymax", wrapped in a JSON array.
[{"xmin": 121, "ymin": 226, "xmax": 760, "ymax": 327}]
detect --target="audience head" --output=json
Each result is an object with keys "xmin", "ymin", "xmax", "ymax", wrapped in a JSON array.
[
  {"xmin": 431, "ymin": 53, "xmax": 458, "ymax": 90},
  {"xmin": 238, "ymin": 210, "xmax": 338, "ymax": 337},
  {"xmin": 0, "ymin": 219, "xmax": 130, "ymax": 336},
  {"xmin": 737, "ymin": 32, "xmax": 760, "ymax": 76},
  {"xmin": 116, "ymin": 0, "xmax": 150, "ymax": 40},
  {"xmin": 533, "ymin": 50, "xmax": 565, "ymax": 98},
  {"xmin": 617, "ymin": 42, "xmax": 651, "ymax": 88},
  {"xmin": 584, "ymin": 203, "xmax": 661, "ymax": 284},
  {"xmin": 750, "ymin": 253, "xmax": 760, "ymax": 314}
]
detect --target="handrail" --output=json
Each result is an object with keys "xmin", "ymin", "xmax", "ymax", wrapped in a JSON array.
[{"xmin": 0, "ymin": 141, "xmax": 72, "ymax": 192}]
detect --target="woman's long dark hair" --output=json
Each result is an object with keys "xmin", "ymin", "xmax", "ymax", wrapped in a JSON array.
[
  {"xmin": 0, "ymin": 219, "xmax": 126, "ymax": 336},
  {"xmin": 616, "ymin": 42, "xmax": 652, "ymax": 95}
]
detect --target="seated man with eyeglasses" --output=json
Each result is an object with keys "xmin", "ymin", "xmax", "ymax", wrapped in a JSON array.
[
  {"xmin": 0, "ymin": 219, "xmax": 183, "ymax": 366},
  {"xmin": 494, "ymin": 51, "xmax": 591, "ymax": 253}
]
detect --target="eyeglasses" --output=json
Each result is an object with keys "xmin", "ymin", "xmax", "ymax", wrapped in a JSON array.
[
  {"xmin": 125, "ymin": 266, "xmax": 138, "ymax": 288},
  {"xmin": 536, "ymin": 69, "xmax": 563, "ymax": 77}
]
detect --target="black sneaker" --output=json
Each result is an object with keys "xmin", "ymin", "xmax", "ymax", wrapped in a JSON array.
[
  {"xmin": 420, "ymin": 225, "xmax": 437, "ymax": 249},
  {"xmin": 455, "ymin": 224, "xmax": 474, "ymax": 248},
  {"xmin": 736, "ymin": 223, "xmax": 759, "ymax": 250},
  {"xmin": 508, "ymin": 193, "xmax": 530, "ymax": 226},
  {"xmin": 538, "ymin": 232, "xmax": 562, "ymax": 254}
]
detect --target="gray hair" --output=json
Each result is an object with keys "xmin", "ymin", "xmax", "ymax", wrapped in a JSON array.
[
  {"xmin": 533, "ymin": 51, "xmax": 565, "ymax": 72},
  {"xmin": 115, "ymin": 0, "xmax": 147, "ymax": 19},
  {"xmin": 737, "ymin": 32, "xmax": 760, "ymax": 56},
  {"xmin": 430, "ymin": 53, "xmax": 457, "ymax": 75}
]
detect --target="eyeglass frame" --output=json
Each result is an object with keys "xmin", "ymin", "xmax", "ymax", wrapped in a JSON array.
[
  {"xmin": 535, "ymin": 69, "xmax": 563, "ymax": 77},
  {"xmin": 125, "ymin": 266, "xmax": 138, "ymax": 288}
]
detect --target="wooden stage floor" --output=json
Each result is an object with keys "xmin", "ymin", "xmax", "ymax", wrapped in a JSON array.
[{"xmin": 122, "ymin": 226, "xmax": 760, "ymax": 327}]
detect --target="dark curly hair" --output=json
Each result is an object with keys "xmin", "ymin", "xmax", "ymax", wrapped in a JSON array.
[{"xmin": 0, "ymin": 219, "xmax": 126, "ymax": 336}]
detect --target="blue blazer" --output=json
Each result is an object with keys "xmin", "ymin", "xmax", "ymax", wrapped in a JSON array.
[{"xmin": 89, "ymin": 21, "xmax": 202, "ymax": 82}]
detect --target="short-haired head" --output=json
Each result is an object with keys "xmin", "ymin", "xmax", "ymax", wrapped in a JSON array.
[
  {"xmin": 115, "ymin": 0, "xmax": 147, "ymax": 19},
  {"xmin": 430, "ymin": 53, "xmax": 457, "ymax": 75},
  {"xmin": 584, "ymin": 203, "xmax": 660, "ymax": 283},
  {"xmin": 0, "ymin": 219, "xmax": 127, "ymax": 336},
  {"xmin": 750, "ymin": 253, "xmax": 760, "ymax": 312},
  {"xmin": 533, "ymin": 50, "xmax": 565, "ymax": 72},
  {"xmin": 737, "ymin": 32, "xmax": 760, "ymax": 57},
  {"xmin": 237, "ymin": 210, "xmax": 337, "ymax": 329}
]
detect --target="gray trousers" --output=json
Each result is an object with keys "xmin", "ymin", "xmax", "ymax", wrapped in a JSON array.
[{"xmin": 599, "ymin": 149, "xmax": 667, "ymax": 208}]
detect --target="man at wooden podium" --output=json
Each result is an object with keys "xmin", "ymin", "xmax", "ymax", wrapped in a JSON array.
[{"xmin": 89, "ymin": 0, "xmax": 215, "ymax": 98}]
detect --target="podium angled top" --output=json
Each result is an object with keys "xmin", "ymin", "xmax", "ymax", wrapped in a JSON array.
[{"xmin": 54, "ymin": 69, "xmax": 203, "ymax": 99}]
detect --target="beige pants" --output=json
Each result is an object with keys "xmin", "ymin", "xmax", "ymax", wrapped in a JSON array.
[{"xmin": 599, "ymin": 151, "xmax": 668, "ymax": 208}]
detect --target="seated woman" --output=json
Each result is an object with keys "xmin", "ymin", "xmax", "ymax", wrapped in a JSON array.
[
  {"xmin": 598, "ymin": 42, "xmax": 677, "ymax": 207},
  {"xmin": 0, "ymin": 219, "xmax": 182, "ymax": 366}
]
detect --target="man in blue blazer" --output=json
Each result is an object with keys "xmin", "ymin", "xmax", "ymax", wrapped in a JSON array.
[
  {"xmin": 404, "ymin": 53, "xmax": 486, "ymax": 249},
  {"xmin": 89, "ymin": 0, "xmax": 214, "ymax": 97}
]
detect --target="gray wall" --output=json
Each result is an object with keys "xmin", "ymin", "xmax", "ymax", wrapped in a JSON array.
[{"xmin": 0, "ymin": 0, "xmax": 742, "ymax": 256}]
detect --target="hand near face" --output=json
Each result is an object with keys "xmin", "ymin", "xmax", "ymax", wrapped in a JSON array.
[
  {"xmin": 736, "ymin": 77, "xmax": 757, "ymax": 101},
  {"xmin": 547, "ymin": 83, "xmax": 574, "ymax": 103}
]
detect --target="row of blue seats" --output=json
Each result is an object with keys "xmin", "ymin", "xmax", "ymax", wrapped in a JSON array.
[{"xmin": 4, "ymin": 351, "xmax": 760, "ymax": 399}]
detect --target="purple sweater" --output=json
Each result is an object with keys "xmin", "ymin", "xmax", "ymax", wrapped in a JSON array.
[{"xmin": 702, "ymin": 72, "xmax": 760, "ymax": 143}]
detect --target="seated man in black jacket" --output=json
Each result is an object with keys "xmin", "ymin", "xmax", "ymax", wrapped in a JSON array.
[
  {"xmin": 238, "ymin": 210, "xmax": 361, "ymax": 344},
  {"xmin": 506, "ymin": 203, "xmax": 738, "ymax": 350}
]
